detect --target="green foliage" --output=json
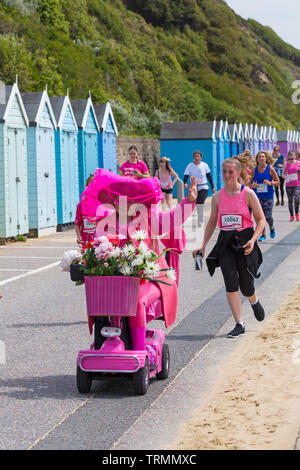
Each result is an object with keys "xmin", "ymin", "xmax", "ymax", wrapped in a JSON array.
[{"xmin": 0, "ymin": 0, "xmax": 300, "ymax": 136}]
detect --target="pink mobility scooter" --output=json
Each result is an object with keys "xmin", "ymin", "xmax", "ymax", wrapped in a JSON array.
[{"xmin": 74, "ymin": 274, "xmax": 170, "ymax": 395}]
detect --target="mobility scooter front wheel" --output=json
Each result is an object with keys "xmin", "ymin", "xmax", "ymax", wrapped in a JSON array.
[
  {"xmin": 133, "ymin": 357, "xmax": 149, "ymax": 395},
  {"xmin": 76, "ymin": 366, "xmax": 92, "ymax": 394}
]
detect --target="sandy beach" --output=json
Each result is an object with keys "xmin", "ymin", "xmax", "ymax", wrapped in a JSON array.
[{"xmin": 172, "ymin": 284, "xmax": 300, "ymax": 450}]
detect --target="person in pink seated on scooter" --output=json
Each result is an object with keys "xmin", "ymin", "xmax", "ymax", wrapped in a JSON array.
[{"xmin": 81, "ymin": 169, "xmax": 197, "ymax": 350}]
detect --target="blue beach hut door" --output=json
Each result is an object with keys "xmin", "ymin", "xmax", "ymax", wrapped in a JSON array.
[
  {"xmin": 85, "ymin": 132, "xmax": 98, "ymax": 178},
  {"xmin": 62, "ymin": 131, "xmax": 77, "ymax": 222},
  {"xmin": 39, "ymin": 128, "xmax": 56, "ymax": 227},
  {"xmin": 7, "ymin": 127, "xmax": 28, "ymax": 235}
]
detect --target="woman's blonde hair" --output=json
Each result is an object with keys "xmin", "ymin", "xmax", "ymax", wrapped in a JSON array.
[
  {"xmin": 255, "ymin": 150, "xmax": 276, "ymax": 166},
  {"xmin": 222, "ymin": 154, "xmax": 255, "ymax": 186}
]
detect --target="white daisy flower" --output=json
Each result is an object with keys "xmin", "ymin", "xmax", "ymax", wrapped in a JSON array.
[
  {"xmin": 165, "ymin": 268, "xmax": 177, "ymax": 281},
  {"xmin": 122, "ymin": 243, "xmax": 136, "ymax": 258},
  {"xmin": 137, "ymin": 241, "xmax": 151, "ymax": 258},
  {"xmin": 144, "ymin": 261, "xmax": 160, "ymax": 278},
  {"xmin": 119, "ymin": 264, "xmax": 133, "ymax": 276},
  {"xmin": 131, "ymin": 229, "xmax": 147, "ymax": 241},
  {"xmin": 131, "ymin": 254, "xmax": 145, "ymax": 267}
]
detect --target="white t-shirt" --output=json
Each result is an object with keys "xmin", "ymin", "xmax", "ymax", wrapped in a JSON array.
[{"xmin": 184, "ymin": 162, "xmax": 211, "ymax": 189}]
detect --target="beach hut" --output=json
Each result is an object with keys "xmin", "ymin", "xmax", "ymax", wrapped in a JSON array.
[
  {"xmin": 160, "ymin": 121, "xmax": 217, "ymax": 196},
  {"xmin": 71, "ymin": 96, "xmax": 100, "ymax": 196},
  {"xmin": 271, "ymin": 127, "xmax": 277, "ymax": 151},
  {"xmin": 252, "ymin": 124, "xmax": 260, "ymax": 157},
  {"xmin": 258, "ymin": 126, "xmax": 265, "ymax": 150},
  {"xmin": 21, "ymin": 90, "xmax": 57, "ymax": 236},
  {"xmin": 216, "ymin": 120, "xmax": 225, "ymax": 190},
  {"xmin": 242, "ymin": 123, "xmax": 250, "ymax": 151},
  {"xmin": 277, "ymin": 130, "xmax": 292, "ymax": 157},
  {"xmin": 237, "ymin": 123, "xmax": 245, "ymax": 154},
  {"xmin": 50, "ymin": 94, "xmax": 79, "ymax": 228},
  {"xmin": 229, "ymin": 123, "xmax": 238, "ymax": 157},
  {"xmin": 0, "ymin": 81, "xmax": 29, "ymax": 239},
  {"xmin": 248, "ymin": 124, "xmax": 254, "ymax": 156},
  {"xmin": 93, "ymin": 102, "xmax": 118, "ymax": 173},
  {"xmin": 223, "ymin": 120, "xmax": 231, "ymax": 160}
]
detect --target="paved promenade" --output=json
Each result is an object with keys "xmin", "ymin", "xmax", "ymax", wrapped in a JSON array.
[{"xmin": 0, "ymin": 201, "xmax": 299, "ymax": 450}]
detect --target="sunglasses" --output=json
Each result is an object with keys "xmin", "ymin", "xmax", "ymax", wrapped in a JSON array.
[{"xmin": 288, "ymin": 158, "xmax": 295, "ymax": 161}]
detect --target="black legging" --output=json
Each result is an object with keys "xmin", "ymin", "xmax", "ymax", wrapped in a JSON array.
[{"xmin": 274, "ymin": 176, "xmax": 284, "ymax": 203}]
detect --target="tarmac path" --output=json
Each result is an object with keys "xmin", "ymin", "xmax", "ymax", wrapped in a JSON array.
[{"xmin": 0, "ymin": 203, "xmax": 299, "ymax": 450}]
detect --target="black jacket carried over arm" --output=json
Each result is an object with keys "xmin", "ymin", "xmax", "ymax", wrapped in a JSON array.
[{"xmin": 206, "ymin": 227, "xmax": 263, "ymax": 280}]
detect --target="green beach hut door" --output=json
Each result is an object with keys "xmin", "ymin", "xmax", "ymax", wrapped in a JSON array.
[{"xmin": 8, "ymin": 127, "xmax": 28, "ymax": 235}]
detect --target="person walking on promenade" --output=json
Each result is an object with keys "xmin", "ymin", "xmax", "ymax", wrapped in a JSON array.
[
  {"xmin": 193, "ymin": 156, "xmax": 266, "ymax": 338},
  {"xmin": 282, "ymin": 150, "xmax": 300, "ymax": 222},
  {"xmin": 75, "ymin": 174, "xmax": 96, "ymax": 246},
  {"xmin": 272, "ymin": 145, "xmax": 285, "ymax": 206},
  {"xmin": 183, "ymin": 150, "xmax": 215, "ymax": 227},
  {"xmin": 119, "ymin": 146, "xmax": 150, "ymax": 179},
  {"xmin": 250, "ymin": 150, "xmax": 279, "ymax": 241},
  {"xmin": 155, "ymin": 157, "xmax": 178, "ymax": 210}
]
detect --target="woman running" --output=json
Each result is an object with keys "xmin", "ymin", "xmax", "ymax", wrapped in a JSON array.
[
  {"xmin": 250, "ymin": 151, "xmax": 279, "ymax": 241},
  {"xmin": 272, "ymin": 145, "xmax": 285, "ymax": 206},
  {"xmin": 119, "ymin": 146, "xmax": 150, "ymax": 179},
  {"xmin": 282, "ymin": 150, "xmax": 300, "ymax": 222},
  {"xmin": 155, "ymin": 157, "xmax": 178, "ymax": 210},
  {"xmin": 193, "ymin": 157, "xmax": 266, "ymax": 338}
]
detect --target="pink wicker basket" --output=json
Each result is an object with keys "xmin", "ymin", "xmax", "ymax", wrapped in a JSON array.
[{"xmin": 84, "ymin": 276, "xmax": 140, "ymax": 317}]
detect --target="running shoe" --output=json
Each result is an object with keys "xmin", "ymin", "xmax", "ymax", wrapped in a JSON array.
[
  {"xmin": 296, "ymin": 214, "xmax": 300, "ymax": 222},
  {"xmin": 281, "ymin": 201, "xmax": 284, "ymax": 206},
  {"xmin": 275, "ymin": 201, "xmax": 280, "ymax": 206},
  {"xmin": 250, "ymin": 300, "xmax": 265, "ymax": 322},
  {"xmin": 270, "ymin": 228, "xmax": 276, "ymax": 239},
  {"xmin": 258, "ymin": 234, "xmax": 266, "ymax": 242},
  {"xmin": 226, "ymin": 323, "xmax": 245, "ymax": 338},
  {"xmin": 290, "ymin": 216, "xmax": 294, "ymax": 222}
]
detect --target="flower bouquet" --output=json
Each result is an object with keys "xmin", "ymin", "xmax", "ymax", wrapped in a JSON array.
[{"xmin": 60, "ymin": 230, "xmax": 176, "ymax": 317}]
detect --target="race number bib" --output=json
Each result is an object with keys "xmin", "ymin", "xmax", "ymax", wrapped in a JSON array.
[
  {"xmin": 83, "ymin": 218, "xmax": 96, "ymax": 233},
  {"xmin": 221, "ymin": 214, "xmax": 242, "ymax": 230},
  {"xmin": 257, "ymin": 184, "xmax": 268, "ymax": 193},
  {"xmin": 286, "ymin": 173, "xmax": 298, "ymax": 183},
  {"xmin": 160, "ymin": 181, "xmax": 169, "ymax": 187}
]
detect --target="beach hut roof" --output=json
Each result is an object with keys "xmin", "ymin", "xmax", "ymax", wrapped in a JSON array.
[
  {"xmin": 93, "ymin": 102, "xmax": 118, "ymax": 135},
  {"xmin": 242, "ymin": 123, "xmax": 250, "ymax": 139},
  {"xmin": 0, "ymin": 82, "xmax": 29, "ymax": 126},
  {"xmin": 71, "ymin": 97, "xmax": 100, "ymax": 132},
  {"xmin": 229, "ymin": 123, "xmax": 238, "ymax": 142},
  {"xmin": 160, "ymin": 120, "xmax": 216, "ymax": 140},
  {"xmin": 49, "ymin": 95, "xmax": 78, "ymax": 131},
  {"xmin": 237, "ymin": 123, "xmax": 244, "ymax": 140},
  {"xmin": 21, "ymin": 90, "xmax": 57, "ymax": 129}
]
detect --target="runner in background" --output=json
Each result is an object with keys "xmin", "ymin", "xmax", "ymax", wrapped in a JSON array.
[
  {"xmin": 282, "ymin": 150, "xmax": 300, "ymax": 222},
  {"xmin": 272, "ymin": 145, "xmax": 285, "ymax": 206},
  {"xmin": 184, "ymin": 150, "xmax": 215, "ymax": 227},
  {"xmin": 250, "ymin": 151, "xmax": 279, "ymax": 241},
  {"xmin": 155, "ymin": 157, "xmax": 178, "ymax": 210},
  {"xmin": 119, "ymin": 146, "xmax": 150, "ymax": 179}
]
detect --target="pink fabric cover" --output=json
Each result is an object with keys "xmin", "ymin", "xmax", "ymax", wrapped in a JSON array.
[{"xmin": 81, "ymin": 169, "xmax": 195, "ymax": 333}]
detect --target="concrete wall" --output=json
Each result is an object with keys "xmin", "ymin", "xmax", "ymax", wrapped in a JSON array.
[{"xmin": 116, "ymin": 136, "xmax": 160, "ymax": 176}]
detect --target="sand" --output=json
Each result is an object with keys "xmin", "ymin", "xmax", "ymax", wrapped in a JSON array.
[{"xmin": 172, "ymin": 284, "xmax": 300, "ymax": 450}]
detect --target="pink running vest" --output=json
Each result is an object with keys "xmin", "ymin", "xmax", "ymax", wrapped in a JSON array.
[{"xmin": 218, "ymin": 187, "xmax": 253, "ymax": 231}]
